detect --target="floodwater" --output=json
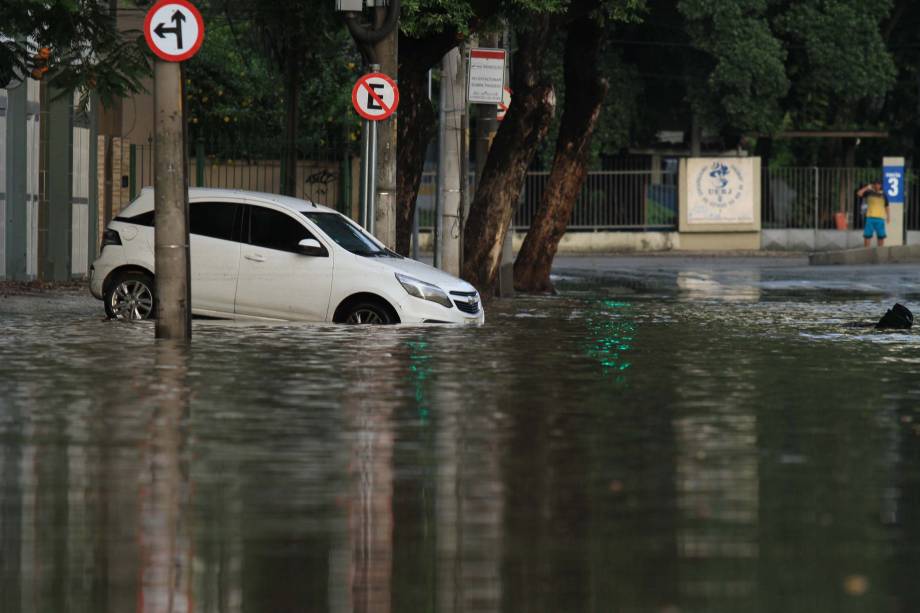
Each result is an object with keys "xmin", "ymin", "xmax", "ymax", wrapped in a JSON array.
[{"xmin": 3, "ymin": 256, "xmax": 920, "ymax": 613}]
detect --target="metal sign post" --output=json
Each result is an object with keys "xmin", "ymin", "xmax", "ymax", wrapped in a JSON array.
[
  {"xmin": 352, "ymin": 71, "xmax": 399, "ymax": 234},
  {"xmin": 144, "ymin": 0, "xmax": 204, "ymax": 341}
]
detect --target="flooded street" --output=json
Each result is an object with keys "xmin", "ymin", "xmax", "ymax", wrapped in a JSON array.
[{"xmin": 3, "ymin": 256, "xmax": 920, "ymax": 612}]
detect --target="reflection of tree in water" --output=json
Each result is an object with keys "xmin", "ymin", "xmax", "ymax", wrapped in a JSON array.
[{"xmin": 583, "ymin": 299, "xmax": 636, "ymax": 381}]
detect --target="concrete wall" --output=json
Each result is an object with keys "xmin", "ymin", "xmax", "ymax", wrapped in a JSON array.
[
  {"xmin": 2, "ymin": 81, "xmax": 94, "ymax": 280},
  {"xmin": 762, "ymin": 229, "xmax": 866, "ymax": 251},
  {"xmin": 512, "ymin": 230, "xmax": 678, "ymax": 253}
]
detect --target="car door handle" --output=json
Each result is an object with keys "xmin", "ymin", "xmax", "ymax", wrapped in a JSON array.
[{"xmin": 244, "ymin": 253, "xmax": 266, "ymax": 262}]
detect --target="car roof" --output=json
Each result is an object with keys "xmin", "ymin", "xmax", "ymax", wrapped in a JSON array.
[{"xmin": 120, "ymin": 187, "xmax": 339, "ymax": 217}]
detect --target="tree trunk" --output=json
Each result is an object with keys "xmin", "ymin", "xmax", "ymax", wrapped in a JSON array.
[
  {"xmin": 395, "ymin": 33, "xmax": 462, "ymax": 256},
  {"xmin": 513, "ymin": 15, "xmax": 607, "ymax": 293},
  {"xmin": 282, "ymin": 61, "xmax": 299, "ymax": 197},
  {"xmin": 461, "ymin": 17, "xmax": 556, "ymax": 296}
]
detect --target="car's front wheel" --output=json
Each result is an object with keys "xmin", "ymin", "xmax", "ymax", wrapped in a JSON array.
[
  {"xmin": 342, "ymin": 301, "xmax": 394, "ymax": 325},
  {"xmin": 104, "ymin": 271, "xmax": 156, "ymax": 320}
]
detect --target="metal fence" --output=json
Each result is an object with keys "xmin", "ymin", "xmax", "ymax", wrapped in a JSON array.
[
  {"xmin": 514, "ymin": 169, "xmax": 679, "ymax": 230},
  {"xmin": 124, "ymin": 152, "xmax": 920, "ymax": 235},
  {"xmin": 762, "ymin": 166, "xmax": 920, "ymax": 231},
  {"xmin": 128, "ymin": 144, "xmax": 352, "ymax": 213},
  {"xmin": 761, "ymin": 167, "xmax": 879, "ymax": 230},
  {"xmin": 416, "ymin": 168, "xmax": 679, "ymax": 231}
]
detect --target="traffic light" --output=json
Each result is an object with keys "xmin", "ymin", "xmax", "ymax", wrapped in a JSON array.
[{"xmin": 30, "ymin": 47, "xmax": 51, "ymax": 81}]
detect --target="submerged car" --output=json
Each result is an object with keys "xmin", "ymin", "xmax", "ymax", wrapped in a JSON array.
[{"xmin": 89, "ymin": 188, "xmax": 483, "ymax": 325}]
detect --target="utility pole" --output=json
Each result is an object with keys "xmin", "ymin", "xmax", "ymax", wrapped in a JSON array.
[
  {"xmin": 152, "ymin": 58, "xmax": 191, "ymax": 340},
  {"xmin": 340, "ymin": 0, "xmax": 400, "ymax": 248},
  {"xmin": 144, "ymin": 0, "xmax": 204, "ymax": 341},
  {"xmin": 436, "ymin": 47, "xmax": 464, "ymax": 275},
  {"xmin": 373, "ymin": 4, "xmax": 398, "ymax": 249}
]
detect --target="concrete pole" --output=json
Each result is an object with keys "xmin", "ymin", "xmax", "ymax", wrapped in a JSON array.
[
  {"xmin": 373, "ymin": 6, "xmax": 397, "ymax": 249},
  {"xmin": 437, "ymin": 47, "xmax": 463, "ymax": 276},
  {"xmin": 153, "ymin": 60, "xmax": 191, "ymax": 341}
]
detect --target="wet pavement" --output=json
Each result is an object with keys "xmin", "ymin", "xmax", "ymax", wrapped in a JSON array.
[{"xmin": 2, "ymin": 255, "xmax": 920, "ymax": 612}]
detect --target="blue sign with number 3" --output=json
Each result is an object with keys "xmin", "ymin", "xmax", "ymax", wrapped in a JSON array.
[{"xmin": 883, "ymin": 164, "xmax": 904, "ymax": 205}]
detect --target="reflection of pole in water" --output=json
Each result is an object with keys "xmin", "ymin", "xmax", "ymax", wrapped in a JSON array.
[
  {"xmin": 341, "ymin": 339, "xmax": 396, "ymax": 613},
  {"xmin": 435, "ymin": 356, "xmax": 503, "ymax": 613},
  {"xmin": 675, "ymin": 404, "xmax": 758, "ymax": 606},
  {"xmin": 138, "ymin": 341, "xmax": 193, "ymax": 613}
]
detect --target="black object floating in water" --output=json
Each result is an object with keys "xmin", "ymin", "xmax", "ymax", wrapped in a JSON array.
[{"xmin": 876, "ymin": 303, "xmax": 913, "ymax": 330}]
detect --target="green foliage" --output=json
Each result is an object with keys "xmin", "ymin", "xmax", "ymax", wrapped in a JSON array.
[
  {"xmin": 185, "ymin": 17, "xmax": 362, "ymax": 158},
  {"xmin": 0, "ymin": 0, "xmax": 149, "ymax": 105},
  {"xmin": 592, "ymin": 49, "xmax": 643, "ymax": 159},
  {"xmin": 679, "ymin": 0, "xmax": 789, "ymax": 134},
  {"xmin": 776, "ymin": 0, "xmax": 897, "ymax": 127},
  {"xmin": 185, "ymin": 22, "xmax": 283, "ymax": 154},
  {"xmin": 400, "ymin": 0, "xmax": 477, "ymax": 37}
]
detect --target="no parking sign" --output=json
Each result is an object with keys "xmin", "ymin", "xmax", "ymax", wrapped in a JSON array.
[{"xmin": 352, "ymin": 73, "xmax": 399, "ymax": 121}]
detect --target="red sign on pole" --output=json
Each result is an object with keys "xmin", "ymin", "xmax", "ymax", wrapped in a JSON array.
[
  {"xmin": 497, "ymin": 87, "xmax": 512, "ymax": 121},
  {"xmin": 144, "ymin": 0, "xmax": 205, "ymax": 63},
  {"xmin": 352, "ymin": 73, "xmax": 399, "ymax": 121}
]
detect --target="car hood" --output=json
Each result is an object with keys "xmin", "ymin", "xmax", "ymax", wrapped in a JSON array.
[{"xmin": 375, "ymin": 256, "xmax": 479, "ymax": 294}]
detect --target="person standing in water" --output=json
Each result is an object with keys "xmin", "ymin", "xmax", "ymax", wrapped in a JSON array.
[{"xmin": 857, "ymin": 180, "xmax": 889, "ymax": 248}]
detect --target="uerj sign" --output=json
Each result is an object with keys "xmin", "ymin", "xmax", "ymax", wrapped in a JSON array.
[
  {"xmin": 686, "ymin": 157, "xmax": 756, "ymax": 225},
  {"xmin": 468, "ymin": 48, "xmax": 506, "ymax": 105}
]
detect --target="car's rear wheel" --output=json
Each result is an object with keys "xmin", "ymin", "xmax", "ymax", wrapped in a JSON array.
[
  {"xmin": 104, "ymin": 271, "xmax": 156, "ymax": 320},
  {"xmin": 343, "ymin": 301, "xmax": 394, "ymax": 325}
]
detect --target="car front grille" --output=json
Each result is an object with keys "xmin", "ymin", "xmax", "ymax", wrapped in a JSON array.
[{"xmin": 450, "ymin": 291, "xmax": 480, "ymax": 315}]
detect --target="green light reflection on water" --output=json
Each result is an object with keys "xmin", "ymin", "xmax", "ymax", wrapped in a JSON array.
[
  {"xmin": 406, "ymin": 340, "xmax": 432, "ymax": 423},
  {"xmin": 584, "ymin": 299, "xmax": 636, "ymax": 381}
]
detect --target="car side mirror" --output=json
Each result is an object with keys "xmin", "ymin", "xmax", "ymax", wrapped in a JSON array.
[{"xmin": 298, "ymin": 238, "xmax": 327, "ymax": 257}]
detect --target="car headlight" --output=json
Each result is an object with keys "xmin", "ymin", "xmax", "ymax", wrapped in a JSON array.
[{"xmin": 396, "ymin": 273, "xmax": 453, "ymax": 309}]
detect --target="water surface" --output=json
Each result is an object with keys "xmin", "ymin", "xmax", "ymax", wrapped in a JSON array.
[{"xmin": 2, "ymin": 259, "xmax": 920, "ymax": 612}]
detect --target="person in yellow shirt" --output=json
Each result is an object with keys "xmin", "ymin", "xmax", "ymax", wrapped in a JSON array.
[{"xmin": 857, "ymin": 180, "xmax": 889, "ymax": 247}]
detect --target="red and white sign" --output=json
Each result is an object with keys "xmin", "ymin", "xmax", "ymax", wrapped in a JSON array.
[
  {"xmin": 497, "ymin": 87, "xmax": 512, "ymax": 121},
  {"xmin": 352, "ymin": 73, "xmax": 399, "ymax": 121},
  {"xmin": 468, "ymin": 48, "xmax": 506, "ymax": 104},
  {"xmin": 144, "ymin": 0, "xmax": 205, "ymax": 63}
]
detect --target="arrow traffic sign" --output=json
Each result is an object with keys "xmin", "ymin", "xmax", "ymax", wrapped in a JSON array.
[
  {"xmin": 144, "ymin": 0, "xmax": 205, "ymax": 62},
  {"xmin": 352, "ymin": 73, "xmax": 399, "ymax": 121}
]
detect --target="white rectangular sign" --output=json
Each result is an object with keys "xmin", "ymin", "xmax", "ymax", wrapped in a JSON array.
[
  {"xmin": 687, "ymin": 157, "xmax": 756, "ymax": 224},
  {"xmin": 468, "ymin": 48, "xmax": 506, "ymax": 104}
]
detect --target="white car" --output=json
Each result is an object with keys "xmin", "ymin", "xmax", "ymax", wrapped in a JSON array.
[{"xmin": 89, "ymin": 188, "xmax": 483, "ymax": 325}]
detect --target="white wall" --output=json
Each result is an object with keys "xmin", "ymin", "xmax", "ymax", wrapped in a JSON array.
[{"xmin": 71, "ymin": 122, "xmax": 91, "ymax": 276}]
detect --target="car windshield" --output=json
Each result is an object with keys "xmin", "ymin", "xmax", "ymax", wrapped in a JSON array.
[{"xmin": 302, "ymin": 212, "xmax": 388, "ymax": 256}]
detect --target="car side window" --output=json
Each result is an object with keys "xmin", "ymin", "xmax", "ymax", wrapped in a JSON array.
[
  {"xmin": 248, "ymin": 205, "xmax": 316, "ymax": 253},
  {"xmin": 190, "ymin": 202, "xmax": 239, "ymax": 242},
  {"xmin": 116, "ymin": 210, "xmax": 155, "ymax": 226}
]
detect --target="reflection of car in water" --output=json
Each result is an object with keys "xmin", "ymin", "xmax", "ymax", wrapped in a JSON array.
[{"xmin": 89, "ymin": 188, "xmax": 484, "ymax": 325}]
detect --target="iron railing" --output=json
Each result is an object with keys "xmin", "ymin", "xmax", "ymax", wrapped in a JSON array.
[
  {"xmin": 127, "ymin": 154, "xmax": 920, "ymax": 234},
  {"xmin": 513, "ymin": 170, "xmax": 678, "ymax": 230},
  {"xmin": 761, "ymin": 167, "xmax": 879, "ymax": 230},
  {"xmin": 762, "ymin": 166, "xmax": 920, "ymax": 232},
  {"xmin": 414, "ymin": 168, "xmax": 679, "ymax": 231},
  {"xmin": 129, "ymin": 144, "xmax": 352, "ymax": 214}
]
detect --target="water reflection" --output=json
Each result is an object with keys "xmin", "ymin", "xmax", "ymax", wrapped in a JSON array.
[
  {"xmin": 676, "ymin": 270, "xmax": 762, "ymax": 302},
  {"xmin": 3, "ymin": 271, "xmax": 920, "ymax": 611},
  {"xmin": 140, "ymin": 341, "xmax": 192, "ymax": 613},
  {"xmin": 344, "ymin": 333, "xmax": 397, "ymax": 613}
]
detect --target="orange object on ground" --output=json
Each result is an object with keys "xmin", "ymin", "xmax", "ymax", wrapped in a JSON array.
[{"xmin": 834, "ymin": 212, "xmax": 848, "ymax": 230}]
